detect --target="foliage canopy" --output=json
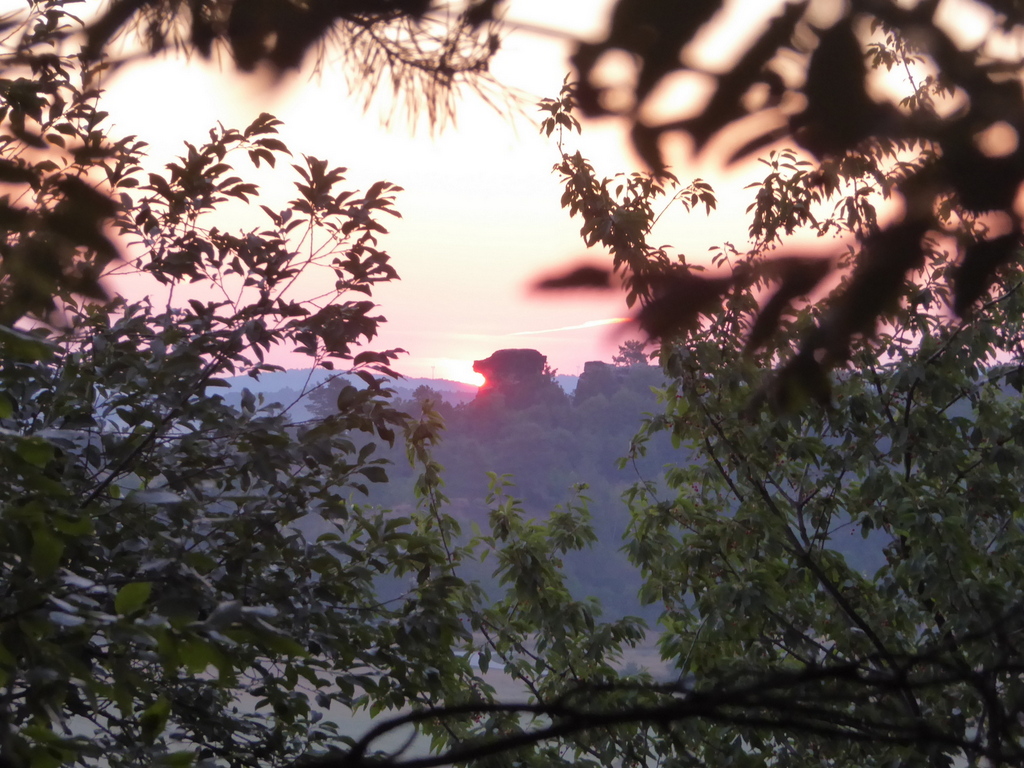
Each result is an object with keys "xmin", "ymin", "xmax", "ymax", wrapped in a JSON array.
[
  {"xmin": 542, "ymin": 0, "xmax": 1024, "ymax": 399},
  {"xmin": 0, "ymin": 7, "xmax": 479, "ymax": 764},
  {"xmin": 294, "ymin": 124, "xmax": 1024, "ymax": 768},
  {"xmin": 5, "ymin": 3, "xmax": 1024, "ymax": 768}
]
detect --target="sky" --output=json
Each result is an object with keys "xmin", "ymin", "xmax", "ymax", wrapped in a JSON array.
[
  {"xmin": 90, "ymin": 0, "xmax": 785, "ymax": 385},
  {"xmin": 91, "ymin": 0, "xmax": 997, "ymax": 385}
]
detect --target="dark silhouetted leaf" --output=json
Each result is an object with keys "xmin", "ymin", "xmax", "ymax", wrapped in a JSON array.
[
  {"xmin": 572, "ymin": 0, "xmax": 720, "ymax": 117},
  {"xmin": 940, "ymin": 134, "xmax": 1024, "ymax": 213},
  {"xmin": 636, "ymin": 269, "xmax": 735, "ymax": 340},
  {"xmin": 0, "ymin": 158, "xmax": 37, "ymax": 185},
  {"xmin": 808, "ymin": 219, "xmax": 930, "ymax": 363},
  {"xmin": 679, "ymin": 1, "xmax": 807, "ymax": 153},
  {"xmin": 748, "ymin": 349, "xmax": 832, "ymax": 414},
  {"xmin": 953, "ymin": 231, "xmax": 1023, "ymax": 316},
  {"xmin": 534, "ymin": 264, "xmax": 612, "ymax": 290},
  {"xmin": 745, "ymin": 256, "xmax": 833, "ymax": 353},
  {"xmin": 793, "ymin": 20, "xmax": 893, "ymax": 158}
]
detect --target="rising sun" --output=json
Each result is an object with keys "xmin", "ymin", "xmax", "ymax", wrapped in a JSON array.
[{"xmin": 432, "ymin": 358, "xmax": 485, "ymax": 387}]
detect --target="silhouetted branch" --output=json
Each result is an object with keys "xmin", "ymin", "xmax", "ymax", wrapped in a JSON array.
[{"xmin": 296, "ymin": 615, "xmax": 1024, "ymax": 768}]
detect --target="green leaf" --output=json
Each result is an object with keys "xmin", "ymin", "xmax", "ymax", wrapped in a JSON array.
[
  {"xmin": 0, "ymin": 324, "xmax": 56, "ymax": 361},
  {"xmin": 52, "ymin": 514, "xmax": 93, "ymax": 537},
  {"xmin": 31, "ymin": 528, "xmax": 64, "ymax": 578},
  {"xmin": 257, "ymin": 632, "xmax": 308, "ymax": 658},
  {"xmin": 178, "ymin": 638, "xmax": 223, "ymax": 675},
  {"xmin": 156, "ymin": 752, "xmax": 196, "ymax": 768},
  {"xmin": 140, "ymin": 696, "xmax": 171, "ymax": 742},
  {"xmin": 17, "ymin": 436, "xmax": 54, "ymax": 467},
  {"xmin": 359, "ymin": 466, "xmax": 388, "ymax": 483},
  {"xmin": 115, "ymin": 582, "xmax": 152, "ymax": 615}
]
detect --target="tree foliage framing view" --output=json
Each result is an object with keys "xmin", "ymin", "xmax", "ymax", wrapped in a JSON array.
[
  {"xmin": 542, "ymin": 0, "xmax": 1024, "ymax": 406},
  {"xmin": 3, "ymin": 1, "xmax": 1024, "ymax": 768}
]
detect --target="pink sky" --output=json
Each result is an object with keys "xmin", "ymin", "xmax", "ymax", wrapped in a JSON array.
[{"xmin": 94, "ymin": 0, "xmax": 953, "ymax": 384}]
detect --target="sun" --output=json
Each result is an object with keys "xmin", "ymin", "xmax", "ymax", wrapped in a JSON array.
[{"xmin": 432, "ymin": 358, "xmax": 486, "ymax": 388}]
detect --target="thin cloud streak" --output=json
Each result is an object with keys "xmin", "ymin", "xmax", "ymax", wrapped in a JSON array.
[{"xmin": 506, "ymin": 317, "xmax": 630, "ymax": 336}]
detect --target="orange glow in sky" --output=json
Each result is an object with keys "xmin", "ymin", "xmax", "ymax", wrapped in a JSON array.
[
  {"xmin": 94, "ymin": 0, "xmax": 840, "ymax": 380},
  {"xmin": 425, "ymin": 358, "xmax": 487, "ymax": 387}
]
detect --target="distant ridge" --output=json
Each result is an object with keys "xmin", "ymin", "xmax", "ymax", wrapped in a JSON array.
[{"xmin": 222, "ymin": 368, "xmax": 580, "ymax": 399}]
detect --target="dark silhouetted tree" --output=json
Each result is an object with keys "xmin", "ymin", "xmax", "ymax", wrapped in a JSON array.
[{"xmin": 613, "ymin": 340, "xmax": 649, "ymax": 367}]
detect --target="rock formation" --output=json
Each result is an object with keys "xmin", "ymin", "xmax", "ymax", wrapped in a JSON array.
[{"xmin": 471, "ymin": 349, "xmax": 565, "ymax": 409}]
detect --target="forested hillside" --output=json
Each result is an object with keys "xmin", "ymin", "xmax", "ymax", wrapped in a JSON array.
[
  {"xmin": 289, "ymin": 348, "xmax": 888, "ymax": 618},
  {"xmin": 373, "ymin": 354, "xmax": 672, "ymax": 618}
]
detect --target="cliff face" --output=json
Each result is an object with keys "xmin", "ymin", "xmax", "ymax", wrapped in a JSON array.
[
  {"xmin": 472, "ymin": 349, "xmax": 547, "ymax": 388},
  {"xmin": 471, "ymin": 349, "xmax": 565, "ymax": 409},
  {"xmin": 573, "ymin": 361, "xmax": 625, "ymax": 404},
  {"xmin": 573, "ymin": 360, "xmax": 665, "ymax": 405}
]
